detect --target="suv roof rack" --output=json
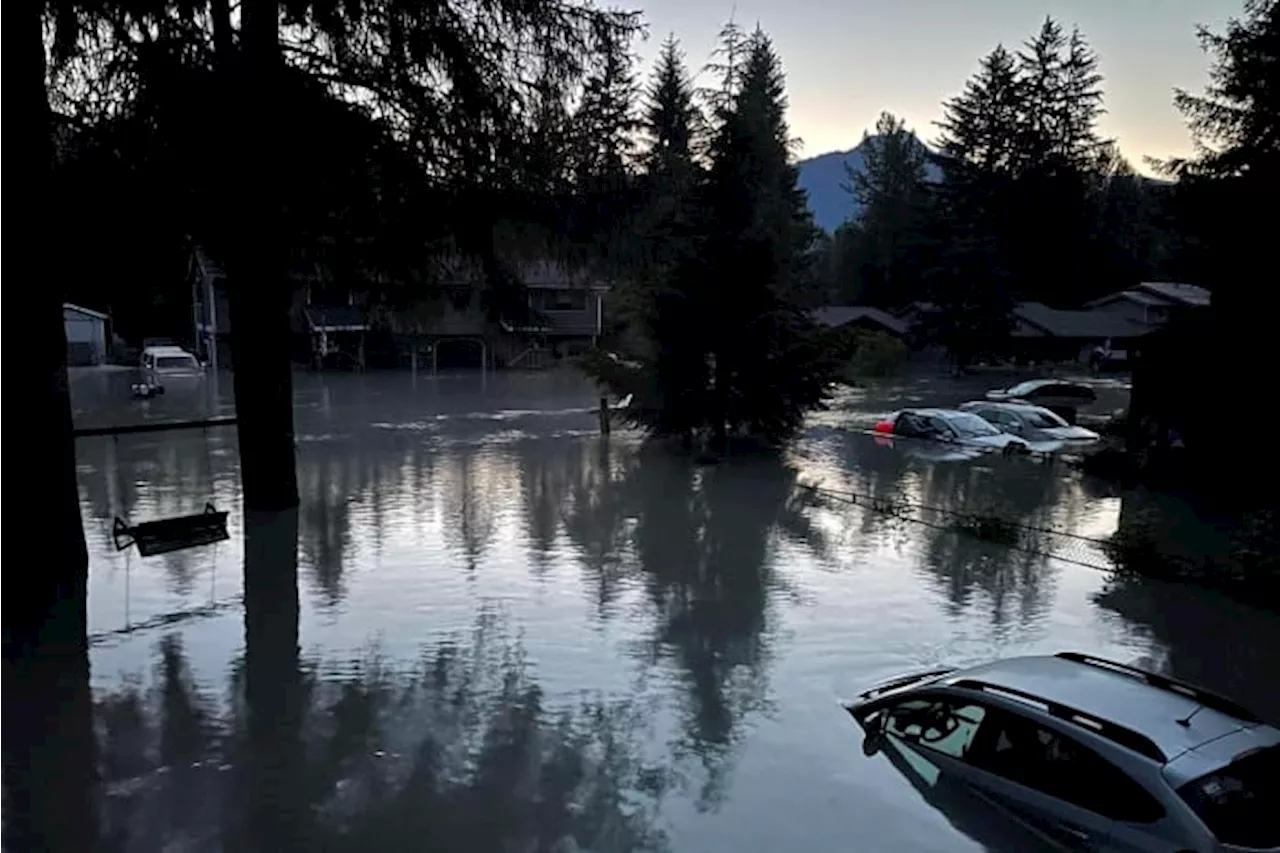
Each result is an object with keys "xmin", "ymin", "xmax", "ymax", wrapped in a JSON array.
[
  {"xmin": 952, "ymin": 678, "xmax": 1167, "ymax": 763},
  {"xmin": 1055, "ymin": 652, "xmax": 1261, "ymax": 724}
]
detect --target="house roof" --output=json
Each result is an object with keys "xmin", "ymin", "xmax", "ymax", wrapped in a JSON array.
[
  {"xmin": 1012, "ymin": 302, "xmax": 1152, "ymax": 340},
  {"xmin": 811, "ymin": 306, "xmax": 908, "ymax": 336},
  {"xmin": 1136, "ymin": 281, "xmax": 1211, "ymax": 307},
  {"xmin": 304, "ymin": 305, "xmax": 368, "ymax": 331},
  {"xmin": 64, "ymin": 302, "xmax": 109, "ymax": 320},
  {"xmin": 1085, "ymin": 289, "xmax": 1168, "ymax": 308},
  {"xmin": 893, "ymin": 301, "xmax": 940, "ymax": 317}
]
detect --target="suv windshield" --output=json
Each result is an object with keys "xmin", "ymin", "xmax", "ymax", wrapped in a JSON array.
[
  {"xmin": 1177, "ymin": 744, "xmax": 1278, "ymax": 848},
  {"xmin": 156, "ymin": 356, "xmax": 198, "ymax": 370},
  {"xmin": 947, "ymin": 413, "xmax": 1001, "ymax": 438}
]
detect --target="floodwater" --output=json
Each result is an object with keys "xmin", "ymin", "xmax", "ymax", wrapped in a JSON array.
[{"xmin": 67, "ymin": 367, "xmax": 1280, "ymax": 852}]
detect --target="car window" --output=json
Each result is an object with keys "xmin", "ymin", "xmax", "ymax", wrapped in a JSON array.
[
  {"xmin": 925, "ymin": 417, "xmax": 955, "ymax": 438},
  {"xmin": 1177, "ymin": 744, "xmax": 1278, "ymax": 848},
  {"xmin": 884, "ymin": 697, "xmax": 988, "ymax": 760},
  {"xmin": 946, "ymin": 413, "xmax": 1001, "ymax": 438},
  {"xmin": 979, "ymin": 409, "xmax": 1013, "ymax": 427},
  {"xmin": 1005, "ymin": 380, "xmax": 1048, "ymax": 397},
  {"xmin": 156, "ymin": 355, "xmax": 197, "ymax": 370},
  {"xmin": 1020, "ymin": 408, "xmax": 1067, "ymax": 428},
  {"xmin": 967, "ymin": 709, "xmax": 1164, "ymax": 823},
  {"xmin": 895, "ymin": 413, "xmax": 928, "ymax": 438}
]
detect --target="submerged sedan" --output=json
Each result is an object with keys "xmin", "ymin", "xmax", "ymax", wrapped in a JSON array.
[
  {"xmin": 960, "ymin": 401, "xmax": 1100, "ymax": 445},
  {"xmin": 873, "ymin": 408, "xmax": 1031, "ymax": 455}
]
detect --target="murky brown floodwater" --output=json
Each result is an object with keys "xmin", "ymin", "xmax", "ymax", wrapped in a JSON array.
[{"xmin": 69, "ymin": 366, "xmax": 1280, "ymax": 852}]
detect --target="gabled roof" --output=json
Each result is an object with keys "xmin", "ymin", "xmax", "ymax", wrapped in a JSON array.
[
  {"xmin": 810, "ymin": 306, "xmax": 908, "ymax": 336},
  {"xmin": 1085, "ymin": 290, "xmax": 1167, "ymax": 308},
  {"xmin": 63, "ymin": 302, "xmax": 109, "ymax": 320},
  {"xmin": 1086, "ymin": 282, "xmax": 1212, "ymax": 310},
  {"xmin": 1013, "ymin": 302, "xmax": 1152, "ymax": 340},
  {"xmin": 1136, "ymin": 281, "xmax": 1211, "ymax": 307}
]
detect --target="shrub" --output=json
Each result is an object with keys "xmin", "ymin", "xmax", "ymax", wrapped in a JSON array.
[{"xmin": 845, "ymin": 329, "xmax": 908, "ymax": 379}]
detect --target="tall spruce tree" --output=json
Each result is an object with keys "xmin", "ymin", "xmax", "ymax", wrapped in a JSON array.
[
  {"xmin": 698, "ymin": 27, "xmax": 837, "ymax": 447},
  {"xmin": 584, "ymin": 25, "xmax": 837, "ymax": 449},
  {"xmin": 563, "ymin": 24, "xmax": 641, "ymax": 272},
  {"xmin": 845, "ymin": 111, "xmax": 932, "ymax": 306},
  {"xmin": 929, "ymin": 45, "xmax": 1022, "ymax": 365},
  {"xmin": 632, "ymin": 36, "xmax": 709, "ymax": 437},
  {"xmin": 638, "ymin": 36, "xmax": 704, "ymax": 265},
  {"xmin": 1158, "ymin": 0, "xmax": 1278, "ymax": 489},
  {"xmin": 1169, "ymin": 0, "xmax": 1279, "ymax": 181},
  {"xmin": 1007, "ymin": 19, "xmax": 1107, "ymax": 305}
]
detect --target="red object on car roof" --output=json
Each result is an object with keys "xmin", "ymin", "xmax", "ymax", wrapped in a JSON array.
[{"xmin": 873, "ymin": 418, "xmax": 895, "ymax": 434}]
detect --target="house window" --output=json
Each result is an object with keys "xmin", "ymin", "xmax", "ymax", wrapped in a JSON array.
[{"xmin": 538, "ymin": 289, "xmax": 588, "ymax": 311}]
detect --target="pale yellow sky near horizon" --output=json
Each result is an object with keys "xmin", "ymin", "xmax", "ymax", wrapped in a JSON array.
[{"xmin": 630, "ymin": 0, "xmax": 1241, "ymax": 172}]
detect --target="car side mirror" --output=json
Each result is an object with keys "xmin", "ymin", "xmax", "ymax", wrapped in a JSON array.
[{"xmin": 860, "ymin": 712, "xmax": 887, "ymax": 756}]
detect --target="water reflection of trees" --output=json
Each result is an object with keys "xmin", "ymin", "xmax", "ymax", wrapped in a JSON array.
[
  {"xmin": 91, "ymin": 494, "xmax": 666, "ymax": 852},
  {"xmin": 804, "ymin": 431, "xmax": 1088, "ymax": 628},
  {"xmin": 914, "ymin": 459, "xmax": 1063, "ymax": 630},
  {"xmin": 561, "ymin": 441, "xmax": 638, "ymax": 612},
  {"xmin": 552, "ymin": 446, "xmax": 807, "ymax": 809},
  {"xmin": 76, "ymin": 430, "xmax": 242, "ymax": 597},
  {"xmin": 435, "ymin": 445, "xmax": 503, "ymax": 575},
  {"xmin": 96, "ymin": 624, "xmax": 670, "ymax": 852},
  {"xmin": 1094, "ymin": 490, "xmax": 1280, "ymax": 725},
  {"xmin": 298, "ymin": 439, "xmax": 359, "ymax": 604},
  {"xmin": 639, "ymin": 457, "xmax": 791, "ymax": 809},
  {"xmin": 296, "ymin": 430, "xmax": 506, "ymax": 602}
]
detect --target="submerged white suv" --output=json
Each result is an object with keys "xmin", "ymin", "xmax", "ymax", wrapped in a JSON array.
[{"xmin": 846, "ymin": 652, "xmax": 1278, "ymax": 852}]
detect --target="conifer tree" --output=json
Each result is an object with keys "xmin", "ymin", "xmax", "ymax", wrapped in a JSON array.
[
  {"xmin": 585, "ymin": 24, "xmax": 838, "ymax": 450},
  {"xmin": 929, "ymin": 45, "xmax": 1022, "ymax": 364},
  {"xmin": 697, "ymin": 27, "xmax": 836, "ymax": 447},
  {"xmin": 845, "ymin": 111, "xmax": 931, "ymax": 306}
]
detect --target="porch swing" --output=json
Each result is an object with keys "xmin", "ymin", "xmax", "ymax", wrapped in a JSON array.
[{"xmin": 110, "ymin": 424, "xmax": 230, "ymax": 557}]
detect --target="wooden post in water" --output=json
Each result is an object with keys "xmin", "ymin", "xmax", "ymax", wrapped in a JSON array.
[{"xmin": 599, "ymin": 396, "xmax": 611, "ymax": 436}]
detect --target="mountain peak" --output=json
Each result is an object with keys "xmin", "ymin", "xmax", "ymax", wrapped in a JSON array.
[{"xmin": 797, "ymin": 134, "xmax": 939, "ymax": 232}]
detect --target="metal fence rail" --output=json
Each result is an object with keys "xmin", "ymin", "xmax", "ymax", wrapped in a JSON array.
[{"xmin": 798, "ymin": 483, "xmax": 1115, "ymax": 572}]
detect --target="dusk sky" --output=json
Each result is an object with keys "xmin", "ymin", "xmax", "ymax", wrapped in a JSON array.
[{"xmin": 630, "ymin": 0, "xmax": 1240, "ymax": 171}]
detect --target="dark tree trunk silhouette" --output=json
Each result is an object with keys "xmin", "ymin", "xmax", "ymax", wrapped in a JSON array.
[
  {"xmin": 234, "ymin": 508, "xmax": 308, "ymax": 850},
  {"xmin": 225, "ymin": 0, "xmax": 300, "ymax": 512},
  {"xmin": 4, "ymin": 9, "xmax": 96, "ymax": 845},
  {"xmin": 8, "ymin": 0, "xmax": 91, "ymax": 645},
  {"xmin": 0, "ymin": 591, "xmax": 95, "ymax": 853}
]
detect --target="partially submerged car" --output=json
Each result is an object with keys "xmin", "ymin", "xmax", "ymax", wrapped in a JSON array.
[
  {"xmin": 139, "ymin": 346, "xmax": 204, "ymax": 392},
  {"xmin": 985, "ymin": 379, "xmax": 1098, "ymax": 423},
  {"xmin": 141, "ymin": 345, "xmax": 203, "ymax": 376},
  {"xmin": 873, "ymin": 408, "xmax": 1031, "ymax": 455},
  {"xmin": 845, "ymin": 652, "xmax": 1279, "ymax": 853},
  {"xmin": 960, "ymin": 401, "xmax": 1100, "ymax": 445}
]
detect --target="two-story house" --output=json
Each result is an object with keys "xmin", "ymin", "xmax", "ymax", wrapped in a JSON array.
[{"xmin": 380, "ymin": 256, "xmax": 609, "ymax": 370}]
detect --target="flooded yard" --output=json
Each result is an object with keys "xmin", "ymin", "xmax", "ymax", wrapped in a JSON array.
[{"xmin": 71, "ymin": 367, "xmax": 1280, "ymax": 852}]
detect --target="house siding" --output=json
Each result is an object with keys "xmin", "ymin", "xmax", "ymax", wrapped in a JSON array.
[{"xmin": 64, "ymin": 305, "xmax": 107, "ymax": 365}]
